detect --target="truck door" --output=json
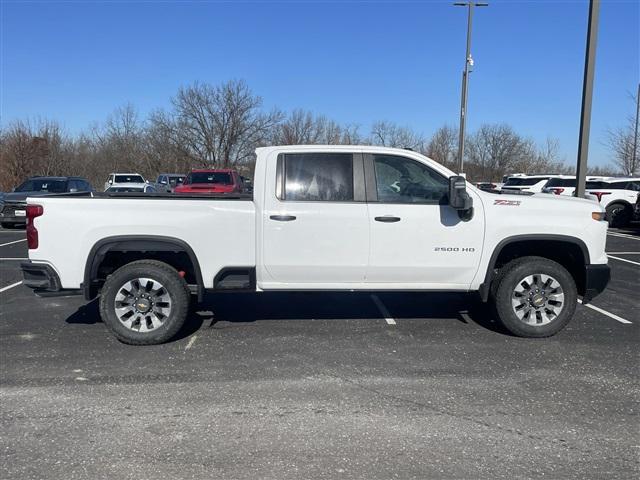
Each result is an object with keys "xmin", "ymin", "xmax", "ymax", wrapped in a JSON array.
[
  {"xmin": 262, "ymin": 151, "xmax": 369, "ymax": 286},
  {"xmin": 365, "ymin": 153, "xmax": 484, "ymax": 288}
]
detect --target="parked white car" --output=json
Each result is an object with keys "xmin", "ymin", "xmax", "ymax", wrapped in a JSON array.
[
  {"xmin": 541, "ymin": 176, "xmax": 609, "ymax": 197},
  {"xmin": 585, "ymin": 177, "xmax": 640, "ymax": 227},
  {"xmin": 501, "ymin": 175, "xmax": 556, "ymax": 193},
  {"xmin": 104, "ymin": 173, "xmax": 146, "ymax": 191},
  {"xmin": 21, "ymin": 145, "xmax": 610, "ymax": 344}
]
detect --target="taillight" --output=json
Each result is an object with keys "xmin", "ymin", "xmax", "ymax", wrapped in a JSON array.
[
  {"xmin": 550, "ymin": 188, "xmax": 565, "ymax": 195},
  {"xmin": 590, "ymin": 191, "xmax": 611, "ymax": 202},
  {"xmin": 26, "ymin": 204, "xmax": 44, "ymax": 249}
]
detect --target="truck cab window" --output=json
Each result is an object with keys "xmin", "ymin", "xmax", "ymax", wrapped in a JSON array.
[
  {"xmin": 373, "ymin": 155, "xmax": 449, "ymax": 204},
  {"xmin": 283, "ymin": 153, "xmax": 354, "ymax": 202}
]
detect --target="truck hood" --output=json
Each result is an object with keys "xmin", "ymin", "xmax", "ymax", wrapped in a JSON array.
[{"xmin": 481, "ymin": 189, "xmax": 603, "ymax": 213}]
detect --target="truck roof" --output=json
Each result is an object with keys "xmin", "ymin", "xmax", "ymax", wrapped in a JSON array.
[{"xmin": 256, "ymin": 145, "xmax": 432, "ymax": 156}]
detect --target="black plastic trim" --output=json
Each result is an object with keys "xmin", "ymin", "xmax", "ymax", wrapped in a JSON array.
[
  {"xmin": 83, "ymin": 235, "xmax": 204, "ymax": 301},
  {"xmin": 213, "ymin": 267, "xmax": 256, "ymax": 291},
  {"xmin": 478, "ymin": 234, "xmax": 591, "ymax": 302},
  {"xmin": 582, "ymin": 264, "xmax": 610, "ymax": 304},
  {"xmin": 21, "ymin": 261, "xmax": 81, "ymax": 297}
]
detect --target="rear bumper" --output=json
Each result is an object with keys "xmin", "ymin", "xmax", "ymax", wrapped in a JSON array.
[
  {"xmin": 0, "ymin": 202, "xmax": 27, "ymax": 225},
  {"xmin": 21, "ymin": 262, "xmax": 81, "ymax": 297},
  {"xmin": 582, "ymin": 263, "xmax": 611, "ymax": 304}
]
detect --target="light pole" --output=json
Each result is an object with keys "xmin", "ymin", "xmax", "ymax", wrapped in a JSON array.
[
  {"xmin": 633, "ymin": 82, "xmax": 639, "ymax": 174},
  {"xmin": 575, "ymin": 0, "xmax": 600, "ymax": 198},
  {"xmin": 454, "ymin": 1, "xmax": 488, "ymax": 174}
]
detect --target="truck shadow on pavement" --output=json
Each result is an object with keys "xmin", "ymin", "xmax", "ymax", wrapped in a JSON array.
[
  {"xmin": 65, "ymin": 292, "xmax": 511, "ymax": 341},
  {"xmin": 199, "ymin": 291, "xmax": 510, "ymax": 335}
]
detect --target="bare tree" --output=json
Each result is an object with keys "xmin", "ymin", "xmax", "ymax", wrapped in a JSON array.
[
  {"xmin": 368, "ymin": 121, "xmax": 426, "ymax": 151},
  {"xmin": 0, "ymin": 119, "xmax": 70, "ymax": 191},
  {"xmin": 166, "ymin": 80, "xmax": 282, "ymax": 168},
  {"xmin": 426, "ymin": 125, "xmax": 458, "ymax": 170},
  {"xmin": 605, "ymin": 91, "xmax": 639, "ymax": 175}
]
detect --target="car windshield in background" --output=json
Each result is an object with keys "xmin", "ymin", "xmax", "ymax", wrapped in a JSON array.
[
  {"xmin": 169, "ymin": 176, "xmax": 185, "ymax": 186},
  {"xmin": 16, "ymin": 179, "xmax": 68, "ymax": 193},
  {"xmin": 188, "ymin": 172, "xmax": 232, "ymax": 185},
  {"xmin": 115, "ymin": 175, "xmax": 144, "ymax": 183},
  {"xmin": 108, "ymin": 187, "xmax": 145, "ymax": 193},
  {"xmin": 503, "ymin": 177, "xmax": 548, "ymax": 186}
]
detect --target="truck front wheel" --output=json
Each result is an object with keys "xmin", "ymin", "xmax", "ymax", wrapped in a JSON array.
[
  {"xmin": 99, "ymin": 260, "xmax": 191, "ymax": 345},
  {"xmin": 492, "ymin": 256, "xmax": 577, "ymax": 337}
]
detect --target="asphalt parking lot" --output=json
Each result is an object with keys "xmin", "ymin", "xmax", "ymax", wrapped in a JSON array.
[{"xmin": 1, "ymin": 226, "xmax": 639, "ymax": 479}]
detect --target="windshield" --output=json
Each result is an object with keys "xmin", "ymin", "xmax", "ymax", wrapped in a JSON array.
[
  {"xmin": 503, "ymin": 177, "xmax": 549, "ymax": 186},
  {"xmin": 114, "ymin": 175, "xmax": 144, "ymax": 183},
  {"xmin": 16, "ymin": 179, "xmax": 68, "ymax": 193},
  {"xmin": 187, "ymin": 172, "xmax": 232, "ymax": 185}
]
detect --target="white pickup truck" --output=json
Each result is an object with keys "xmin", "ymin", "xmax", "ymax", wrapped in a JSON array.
[{"xmin": 21, "ymin": 145, "xmax": 611, "ymax": 344}]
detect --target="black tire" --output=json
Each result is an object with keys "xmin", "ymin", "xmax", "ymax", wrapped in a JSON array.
[
  {"xmin": 99, "ymin": 260, "xmax": 191, "ymax": 345},
  {"xmin": 606, "ymin": 203, "xmax": 632, "ymax": 228},
  {"xmin": 491, "ymin": 256, "xmax": 577, "ymax": 338}
]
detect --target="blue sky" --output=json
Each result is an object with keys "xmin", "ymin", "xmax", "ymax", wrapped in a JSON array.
[{"xmin": 1, "ymin": 0, "xmax": 638, "ymax": 168}]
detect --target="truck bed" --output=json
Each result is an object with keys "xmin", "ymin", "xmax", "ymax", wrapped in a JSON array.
[{"xmin": 27, "ymin": 194, "xmax": 256, "ymax": 290}]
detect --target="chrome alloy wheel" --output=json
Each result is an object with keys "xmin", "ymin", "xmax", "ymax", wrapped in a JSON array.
[
  {"xmin": 114, "ymin": 278, "xmax": 172, "ymax": 332},
  {"xmin": 511, "ymin": 273, "xmax": 565, "ymax": 326}
]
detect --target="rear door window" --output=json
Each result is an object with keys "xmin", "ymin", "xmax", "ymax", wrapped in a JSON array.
[{"xmin": 280, "ymin": 153, "xmax": 354, "ymax": 202}]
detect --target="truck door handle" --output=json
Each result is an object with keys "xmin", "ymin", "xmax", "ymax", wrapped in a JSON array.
[
  {"xmin": 270, "ymin": 215, "xmax": 297, "ymax": 222},
  {"xmin": 375, "ymin": 216, "xmax": 401, "ymax": 223}
]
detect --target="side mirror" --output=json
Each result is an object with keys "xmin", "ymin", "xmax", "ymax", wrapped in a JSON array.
[
  {"xmin": 108, "ymin": 179, "xmax": 113, "ymax": 184},
  {"xmin": 448, "ymin": 175, "xmax": 473, "ymax": 212}
]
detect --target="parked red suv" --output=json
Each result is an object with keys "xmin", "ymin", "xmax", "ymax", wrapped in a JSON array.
[{"xmin": 174, "ymin": 169, "xmax": 244, "ymax": 194}]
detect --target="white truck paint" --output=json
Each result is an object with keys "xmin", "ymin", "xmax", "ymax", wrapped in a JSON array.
[{"xmin": 23, "ymin": 145, "xmax": 611, "ymax": 343}]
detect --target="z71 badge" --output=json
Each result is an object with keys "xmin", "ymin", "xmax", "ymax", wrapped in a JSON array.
[{"xmin": 494, "ymin": 199, "xmax": 521, "ymax": 206}]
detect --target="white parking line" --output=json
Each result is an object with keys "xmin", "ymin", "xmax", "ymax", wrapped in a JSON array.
[
  {"xmin": 371, "ymin": 294, "xmax": 396, "ymax": 325},
  {"xmin": 185, "ymin": 335, "xmax": 198, "ymax": 350},
  {"xmin": 607, "ymin": 232, "xmax": 640, "ymax": 241},
  {"xmin": 0, "ymin": 281, "xmax": 22, "ymax": 293},
  {"xmin": 607, "ymin": 255, "xmax": 640, "ymax": 266},
  {"xmin": 0, "ymin": 239, "xmax": 26, "ymax": 247},
  {"xmin": 577, "ymin": 299, "xmax": 632, "ymax": 324}
]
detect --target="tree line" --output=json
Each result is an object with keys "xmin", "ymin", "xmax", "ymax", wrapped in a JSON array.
[{"xmin": 0, "ymin": 79, "xmax": 630, "ymax": 192}]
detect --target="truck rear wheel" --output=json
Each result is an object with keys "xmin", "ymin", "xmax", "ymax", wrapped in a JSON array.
[
  {"xmin": 492, "ymin": 256, "xmax": 577, "ymax": 337},
  {"xmin": 99, "ymin": 260, "xmax": 191, "ymax": 345}
]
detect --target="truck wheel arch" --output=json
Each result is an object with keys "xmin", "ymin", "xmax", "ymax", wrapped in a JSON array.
[
  {"xmin": 478, "ymin": 234, "xmax": 590, "ymax": 302},
  {"xmin": 83, "ymin": 235, "xmax": 204, "ymax": 301}
]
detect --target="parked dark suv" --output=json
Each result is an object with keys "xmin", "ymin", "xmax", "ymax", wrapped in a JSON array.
[{"xmin": 0, "ymin": 176, "xmax": 94, "ymax": 228}]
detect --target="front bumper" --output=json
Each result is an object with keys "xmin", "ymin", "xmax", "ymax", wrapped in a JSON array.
[
  {"xmin": 582, "ymin": 263, "xmax": 611, "ymax": 304},
  {"xmin": 21, "ymin": 262, "xmax": 81, "ymax": 297}
]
